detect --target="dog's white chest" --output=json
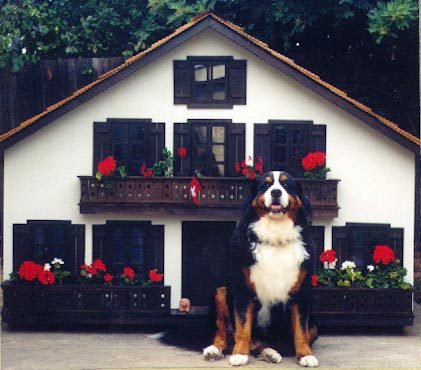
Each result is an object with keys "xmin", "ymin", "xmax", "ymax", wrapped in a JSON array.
[{"xmin": 250, "ymin": 240, "xmax": 306, "ymax": 306}]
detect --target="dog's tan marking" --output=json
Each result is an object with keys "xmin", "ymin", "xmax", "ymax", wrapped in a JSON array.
[
  {"xmin": 290, "ymin": 304, "xmax": 313, "ymax": 360},
  {"xmin": 280, "ymin": 174, "xmax": 288, "ymax": 182},
  {"xmin": 212, "ymin": 287, "xmax": 230, "ymax": 351},
  {"xmin": 242, "ymin": 267, "xmax": 256, "ymax": 293},
  {"xmin": 287, "ymin": 194, "xmax": 302, "ymax": 222},
  {"xmin": 232, "ymin": 301, "xmax": 255, "ymax": 355},
  {"xmin": 252, "ymin": 193, "xmax": 267, "ymax": 217},
  {"xmin": 265, "ymin": 176, "xmax": 273, "ymax": 183},
  {"xmin": 289, "ymin": 269, "xmax": 307, "ymax": 294}
]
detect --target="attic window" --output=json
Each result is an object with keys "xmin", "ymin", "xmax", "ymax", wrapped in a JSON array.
[{"xmin": 174, "ymin": 57, "xmax": 246, "ymax": 108}]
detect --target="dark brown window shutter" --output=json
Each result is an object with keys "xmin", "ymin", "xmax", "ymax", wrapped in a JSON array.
[
  {"xmin": 65, "ymin": 224, "xmax": 85, "ymax": 276},
  {"xmin": 226, "ymin": 123, "xmax": 245, "ymax": 176},
  {"xmin": 389, "ymin": 227, "xmax": 404, "ymax": 266},
  {"xmin": 174, "ymin": 122, "xmax": 192, "ymax": 176},
  {"xmin": 174, "ymin": 60, "xmax": 192, "ymax": 104},
  {"xmin": 92, "ymin": 224, "xmax": 108, "ymax": 265},
  {"xmin": 254, "ymin": 124, "xmax": 272, "ymax": 172},
  {"xmin": 93, "ymin": 121, "xmax": 111, "ymax": 175},
  {"xmin": 332, "ymin": 226, "xmax": 348, "ymax": 266},
  {"xmin": 145, "ymin": 121, "xmax": 165, "ymax": 167},
  {"xmin": 310, "ymin": 226, "xmax": 325, "ymax": 273},
  {"xmin": 309, "ymin": 124, "xmax": 326, "ymax": 152},
  {"xmin": 228, "ymin": 60, "xmax": 246, "ymax": 105},
  {"xmin": 13, "ymin": 224, "xmax": 31, "ymax": 270},
  {"xmin": 146, "ymin": 225, "xmax": 165, "ymax": 281}
]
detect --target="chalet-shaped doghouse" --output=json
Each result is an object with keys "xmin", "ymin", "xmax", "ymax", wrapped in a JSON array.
[{"xmin": 1, "ymin": 12, "xmax": 419, "ymax": 327}]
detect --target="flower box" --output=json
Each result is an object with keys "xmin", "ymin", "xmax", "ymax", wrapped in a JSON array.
[
  {"xmin": 78, "ymin": 176, "xmax": 339, "ymax": 218},
  {"xmin": 311, "ymin": 287, "xmax": 414, "ymax": 327},
  {"xmin": 1, "ymin": 281, "xmax": 171, "ymax": 328}
]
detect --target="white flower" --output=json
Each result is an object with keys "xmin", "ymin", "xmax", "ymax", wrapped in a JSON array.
[
  {"xmin": 44, "ymin": 263, "xmax": 51, "ymax": 271},
  {"xmin": 367, "ymin": 265, "xmax": 375, "ymax": 272},
  {"xmin": 21, "ymin": 47, "xmax": 27, "ymax": 55},
  {"xmin": 341, "ymin": 260, "xmax": 356, "ymax": 270},
  {"xmin": 51, "ymin": 258, "xmax": 64, "ymax": 265},
  {"xmin": 324, "ymin": 258, "xmax": 337, "ymax": 270}
]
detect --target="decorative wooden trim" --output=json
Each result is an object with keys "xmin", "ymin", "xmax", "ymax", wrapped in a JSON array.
[{"xmin": 79, "ymin": 176, "xmax": 339, "ymax": 218}]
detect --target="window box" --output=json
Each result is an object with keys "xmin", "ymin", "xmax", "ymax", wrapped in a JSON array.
[
  {"xmin": 311, "ymin": 287, "xmax": 414, "ymax": 327},
  {"xmin": 1, "ymin": 281, "xmax": 171, "ymax": 328},
  {"xmin": 79, "ymin": 176, "xmax": 339, "ymax": 217}
]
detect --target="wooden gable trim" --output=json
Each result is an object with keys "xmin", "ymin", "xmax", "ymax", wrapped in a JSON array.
[{"xmin": 0, "ymin": 12, "xmax": 419, "ymax": 153}]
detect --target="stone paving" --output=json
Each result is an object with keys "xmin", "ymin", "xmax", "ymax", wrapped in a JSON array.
[{"xmin": 1, "ymin": 303, "xmax": 420, "ymax": 370}]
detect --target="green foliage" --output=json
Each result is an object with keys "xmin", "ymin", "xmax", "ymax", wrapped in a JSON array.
[
  {"xmin": 368, "ymin": 0, "xmax": 418, "ymax": 43},
  {"xmin": 152, "ymin": 148, "xmax": 174, "ymax": 177}
]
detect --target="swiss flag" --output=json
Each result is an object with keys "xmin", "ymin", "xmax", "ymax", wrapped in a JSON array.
[{"xmin": 190, "ymin": 176, "xmax": 202, "ymax": 205}]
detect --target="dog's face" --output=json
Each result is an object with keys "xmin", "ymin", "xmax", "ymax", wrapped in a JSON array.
[{"xmin": 251, "ymin": 171, "xmax": 307, "ymax": 222}]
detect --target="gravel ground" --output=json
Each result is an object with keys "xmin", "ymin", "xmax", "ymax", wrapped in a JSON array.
[{"xmin": 1, "ymin": 303, "xmax": 420, "ymax": 370}]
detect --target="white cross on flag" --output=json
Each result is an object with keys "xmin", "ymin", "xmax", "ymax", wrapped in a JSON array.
[{"xmin": 190, "ymin": 176, "xmax": 202, "ymax": 205}]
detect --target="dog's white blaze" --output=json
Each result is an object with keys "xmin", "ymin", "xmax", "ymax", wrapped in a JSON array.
[
  {"xmin": 250, "ymin": 217, "xmax": 309, "ymax": 312},
  {"xmin": 264, "ymin": 171, "xmax": 289, "ymax": 209}
]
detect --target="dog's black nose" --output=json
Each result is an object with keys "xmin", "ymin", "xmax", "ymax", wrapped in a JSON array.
[{"xmin": 271, "ymin": 189, "xmax": 282, "ymax": 198}]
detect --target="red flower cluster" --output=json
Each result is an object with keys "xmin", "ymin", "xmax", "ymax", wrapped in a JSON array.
[
  {"xmin": 149, "ymin": 269, "xmax": 164, "ymax": 283},
  {"xmin": 140, "ymin": 163, "xmax": 153, "ymax": 177},
  {"xmin": 319, "ymin": 249, "xmax": 336, "ymax": 263},
  {"xmin": 103, "ymin": 273, "xmax": 114, "ymax": 283},
  {"xmin": 18, "ymin": 261, "xmax": 43, "ymax": 281},
  {"xmin": 122, "ymin": 266, "xmax": 135, "ymax": 281},
  {"xmin": 80, "ymin": 259, "xmax": 107, "ymax": 277},
  {"xmin": 38, "ymin": 270, "xmax": 56, "ymax": 285},
  {"xmin": 301, "ymin": 151, "xmax": 326, "ymax": 171},
  {"xmin": 235, "ymin": 156, "xmax": 263, "ymax": 180},
  {"xmin": 373, "ymin": 245, "xmax": 396, "ymax": 265},
  {"xmin": 177, "ymin": 147, "xmax": 187, "ymax": 159},
  {"xmin": 97, "ymin": 156, "xmax": 117, "ymax": 176},
  {"xmin": 311, "ymin": 274, "xmax": 318, "ymax": 287}
]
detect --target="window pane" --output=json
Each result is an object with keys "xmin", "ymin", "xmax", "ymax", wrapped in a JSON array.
[
  {"xmin": 212, "ymin": 64, "xmax": 225, "ymax": 81},
  {"xmin": 218, "ymin": 164, "xmax": 225, "ymax": 176},
  {"xmin": 275, "ymin": 128, "xmax": 287, "ymax": 144},
  {"xmin": 194, "ymin": 64, "xmax": 208, "ymax": 81},
  {"xmin": 291, "ymin": 128, "xmax": 306, "ymax": 144},
  {"xmin": 212, "ymin": 126, "xmax": 225, "ymax": 144},
  {"xmin": 273, "ymin": 147, "xmax": 287, "ymax": 163},
  {"xmin": 212, "ymin": 145, "xmax": 224, "ymax": 162},
  {"xmin": 193, "ymin": 146, "xmax": 220, "ymax": 176},
  {"xmin": 193, "ymin": 126, "xmax": 207, "ymax": 144},
  {"xmin": 212, "ymin": 83, "xmax": 226, "ymax": 101}
]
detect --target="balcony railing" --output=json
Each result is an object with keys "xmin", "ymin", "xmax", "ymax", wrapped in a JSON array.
[{"xmin": 79, "ymin": 176, "xmax": 339, "ymax": 217}]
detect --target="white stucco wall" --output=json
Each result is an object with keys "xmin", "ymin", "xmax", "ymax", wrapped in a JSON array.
[{"xmin": 3, "ymin": 29, "xmax": 416, "ymax": 307}]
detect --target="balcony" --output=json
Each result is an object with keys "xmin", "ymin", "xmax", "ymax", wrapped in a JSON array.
[{"xmin": 79, "ymin": 176, "xmax": 339, "ymax": 218}]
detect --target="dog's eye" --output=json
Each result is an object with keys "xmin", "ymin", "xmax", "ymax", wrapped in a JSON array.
[{"xmin": 265, "ymin": 176, "xmax": 273, "ymax": 184}]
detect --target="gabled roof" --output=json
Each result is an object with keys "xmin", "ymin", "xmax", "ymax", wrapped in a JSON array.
[{"xmin": 0, "ymin": 12, "xmax": 419, "ymax": 152}]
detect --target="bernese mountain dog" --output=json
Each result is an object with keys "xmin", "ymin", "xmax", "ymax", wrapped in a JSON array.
[{"xmin": 203, "ymin": 171, "xmax": 318, "ymax": 367}]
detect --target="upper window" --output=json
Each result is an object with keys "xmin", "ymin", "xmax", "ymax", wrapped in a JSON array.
[
  {"xmin": 93, "ymin": 119, "xmax": 165, "ymax": 176},
  {"xmin": 13, "ymin": 221, "xmax": 85, "ymax": 276},
  {"xmin": 93, "ymin": 221, "xmax": 164, "ymax": 280},
  {"xmin": 174, "ymin": 57, "xmax": 246, "ymax": 108},
  {"xmin": 254, "ymin": 120, "xmax": 326, "ymax": 177},
  {"xmin": 332, "ymin": 223, "xmax": 403, "ymax": 268},
  {"xmin": 174, "ymin": 120, "xmax": 245, "ymax": 177}
]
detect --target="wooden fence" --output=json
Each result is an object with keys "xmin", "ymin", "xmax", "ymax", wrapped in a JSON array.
[{"xmin": 0, "ymin": 57, "xmax": 124, "ymax": 134}]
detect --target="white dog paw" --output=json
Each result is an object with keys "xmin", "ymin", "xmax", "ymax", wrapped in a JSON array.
[
  {"xmin": 229, "ymin": 354, "xmax": 249, "ymax": 366},
  {"xmin": 203, "ymin": 345, "xmax": 224, "ymax": 361},
  {"xmin": 299, "ymin": 355, "xmax": 319, "ymax": 367},
  {"xmin": 259, "ymin": 348, "xmax": 282, "ymax": 363}
]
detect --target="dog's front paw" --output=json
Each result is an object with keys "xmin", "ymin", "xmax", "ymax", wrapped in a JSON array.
[
  {"xmin": 259, "ymin": 348, "xmax": 282, "ymax": 363},
  {"xmin": 229, "ymin": 354, "xmax": 249, "ymax": 366},
  {"xmin": 203, "ymin": 345, "xmax": 224, "ymax": 361},
  {"xmin": 299, "ymin": 355, "xmax": 319, "ymax": 367}
]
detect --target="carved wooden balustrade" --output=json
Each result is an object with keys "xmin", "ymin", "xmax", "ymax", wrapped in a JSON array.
[{"xmin": 79, "ymin": 176, "xmax": 339, "ymax": 217}]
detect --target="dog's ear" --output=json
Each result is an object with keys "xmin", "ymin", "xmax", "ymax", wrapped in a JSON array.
[{"xmin": 295, "ymin": 179, "xmax": 312, "ymax": 225}]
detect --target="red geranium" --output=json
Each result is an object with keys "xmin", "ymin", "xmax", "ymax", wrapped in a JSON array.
[
  {"xmin": 122, "ymin": 266, "xmax": 135, "ymax": 281},
  {"xmin": 97, "ymin": 156, "xmax": 117, "ymax": 176},
  {"xmin": 319, "ymin": 249, "xmax": 337, "ymax": 263},
  {"xmin": 149, "ymin": 269, "xmax": 164, "ymax": 283},
  {"xmin": 373, "ymin": 245, "xmax": 396, "ymax": 265},
  {"xmin": 301, "ymin": 153, "xmax": 317, "ymax": 171},
  {"xmin": 18, "ymin": 261, "xmax": 43, "ymax": 281},
  {"xmin": 177, "ymin": 147, "xmax": 187, "ymax": 159},
  {"xmin": 235, "ymin": 156, "xmax": 262, "ymax": 179},
  {"xmin": 38, "ymin": 270, "xmax": 56, "ymax": 285},
  {"xmin": 103, "ymin": 273, "xmax": 114, "ymax": 283},
  {"xmin": 92, "ymin": 259, "xmax": 106, "ymax": 273},
  {"xmin": 86, "ymin": 266, "xmax": 98, "ymax": 276},
  {"xmin": 140, "ymin": 163, "xmax": 154, "ymax": 177},
  {"xmin": 311, "ymin": 274, "xmax": 318, "ymax": 287}
]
